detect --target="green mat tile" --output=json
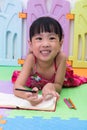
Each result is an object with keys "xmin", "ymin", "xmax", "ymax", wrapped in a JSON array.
[{"xmin": 0, "ymin": 66, "xmax": 21, "ymax": 80}]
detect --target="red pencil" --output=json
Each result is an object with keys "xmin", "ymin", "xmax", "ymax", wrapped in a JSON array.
[{"xmin": 64, "ymin": 98, "xmax": 73, "ymax": 108}]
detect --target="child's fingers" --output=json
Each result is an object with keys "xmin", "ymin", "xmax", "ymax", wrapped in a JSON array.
[
  {"xmin": 43, "ymin": 91, "xmax": 60, "ymax": 101},
  {"xmin": 32, "ymin": 87, "xmax": 39, "ymax": 98},
  {"xmin": 51, "ymin": 91, "xmax": 60, "ymax": 100},
  {"xmin": 44, "ymin": 94, "xmax": 53, "ymax": 100},
  {"xmin": 54, "ymin": 92, "xmax": 60, "ymax": 100},
  {"xmin": 32, "ymin": 87, "xmax": 38, "ymax": 92},
  {"xmin": 25, "ymin": 92, "xmax": 32, "ymax": 97},
  {"xmin": 28, "ymin": 96, "xmax": 43, "ymax": 106}
]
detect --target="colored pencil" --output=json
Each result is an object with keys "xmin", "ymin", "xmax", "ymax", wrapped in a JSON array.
[
  {"xmin": 68, "ymin": 98, "xmax": 76, "ymax": 110},
  {"xmin": 64, "ymin": 98, "xmax": 72, "ymax": 108},
  {"xmin": 15, "ymin": 88, "xmax": 37, "ymax": 93}
]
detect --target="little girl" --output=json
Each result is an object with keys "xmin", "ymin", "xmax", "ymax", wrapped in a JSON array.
[{"xmin": 13, "ymin": 16, "xmax": 87, "ymax": 106}]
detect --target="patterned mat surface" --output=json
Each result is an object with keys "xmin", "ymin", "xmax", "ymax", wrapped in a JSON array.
[{"xmin": 0, "ymin": 67, "xmax": 87, "ymax": 130}]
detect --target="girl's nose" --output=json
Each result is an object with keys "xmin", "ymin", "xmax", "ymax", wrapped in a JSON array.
[{"xmin": 42, "ymin": 40, "xmax": 50, "ymax": 47}]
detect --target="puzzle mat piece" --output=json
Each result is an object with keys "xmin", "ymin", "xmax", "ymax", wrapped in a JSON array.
[
  {"xmin": 0, "ymin": 80, "xmax": 13, "ymax": 94},
  {"xmin": 0, "ymin": 109, "xmax": 9, "ymax": 117},
  {"xmin": 2, "ymin": 116, "xmax": 87, "ymax": 130},
  {"xmin": 0, "ymin": 80, "xmax": 87, "ymax": 120},
  {"xmin": 0, "ymin": 66, "xmax": 20, "ymax": 116},
  {"xmin": 0, "ymin": 66, "xmax": 21, "ymax": 81},
  {"xmin": 0, "ymin": 119, "xmax": 6, "ymax": 125},
  {"xmin": 0, "ymin": 115, "xmax": 7, "ymax": 130},
  {"xmin": 0, "ymin": 80, "xmax": 14, "ymax": 116}
]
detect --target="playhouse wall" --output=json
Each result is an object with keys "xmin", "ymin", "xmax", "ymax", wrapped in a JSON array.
[
  {"xmin": 0, "ymin": 0, "xmax": 87, "ymax": 69},
  {"xmin": 0, "ymin": 0, "xmax": 22, "ymax": 66}
]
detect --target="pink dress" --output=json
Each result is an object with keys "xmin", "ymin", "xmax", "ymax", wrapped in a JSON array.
[{"xmin": 12, "ymin": 57, "xmax": 87, "ymax": 89}]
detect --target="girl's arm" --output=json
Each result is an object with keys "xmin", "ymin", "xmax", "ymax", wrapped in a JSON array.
[
  {"xmin": 13, "ymin": 54, "xmax": 43, "ymax": 105},
  {"xmin": 42, "ymin": 52, "xmax": 67, "ymax": 100},
  {"xmin": 54, "ymin": 51, "xmax": 67, "ymax": 93},
  {"xmin": 13, "ymin": 53, "xmax": 35, "ymax": 99}
]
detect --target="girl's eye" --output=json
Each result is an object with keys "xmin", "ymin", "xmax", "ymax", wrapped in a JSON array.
[
  {"xmin": 49, "ymin": 37, "xmax": 56, "ymax": 40},
  {"xmin": 36, "ymin": 37, "xmax": 42, "ymax": 40}
]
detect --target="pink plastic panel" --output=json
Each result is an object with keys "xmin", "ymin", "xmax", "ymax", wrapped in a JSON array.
[
  {"xmin": 49, "ymin": 0, "xmax": 70, "ymax": 56},
  {"xmin": 26, "ymin": 0, "xmax": 47, "ymax": 54},
  {"xmin": 26, "ymin": 0, "xmax": 70, "ymax": 56}
]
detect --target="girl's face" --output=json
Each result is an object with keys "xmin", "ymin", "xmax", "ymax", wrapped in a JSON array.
[{"xmin": 30, "ymin": 32, "xmax": 63, "ymax": 62}]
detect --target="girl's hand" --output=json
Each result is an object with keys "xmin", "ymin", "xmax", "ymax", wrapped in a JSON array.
[
  {"xmin": 42, "ymin": 83, "xmax": 60, "ymax": 100},
  {"xmin": 26, "ymin": 87, "xmax": 43, "ymax": 106}
]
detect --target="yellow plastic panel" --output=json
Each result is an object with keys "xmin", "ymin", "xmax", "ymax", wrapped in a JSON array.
[{"xmin": 69, "ymin": 0, "xmax": 87, "ymax": 68}]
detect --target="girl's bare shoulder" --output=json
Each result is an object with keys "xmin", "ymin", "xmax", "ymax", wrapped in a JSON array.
[
  {"xmin": 25, "ymin": 53, "xmax": 34, "ymax": 60},
  {"xmin": 56, "ymin": 52, "xmax": 67, "ymax": 65},
  {"xmin": 23, "ymin": 53, "xmax": 35, "ymax": 66}
]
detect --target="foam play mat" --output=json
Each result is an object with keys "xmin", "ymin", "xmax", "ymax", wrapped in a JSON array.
[{"xmin": 0, "ymin": 66, "xmax": 87, "ymax": 130}]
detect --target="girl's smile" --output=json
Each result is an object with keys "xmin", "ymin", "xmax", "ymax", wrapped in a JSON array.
[
  {"xmin": 30, "ymin": 32, "xmax": 62, "ymax": 61},
  {"xmin": 40, "ymin": 50, "xmax": 51, "ymax": 56}
]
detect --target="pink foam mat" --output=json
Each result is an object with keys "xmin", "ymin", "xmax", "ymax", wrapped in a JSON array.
[
  {"xmin": 0, "ymin": 80, "xmax": 13, "ymax": 116},
  {"xmin": 0, "ymin": 80, "xmax": 13, "ymax": 94}
]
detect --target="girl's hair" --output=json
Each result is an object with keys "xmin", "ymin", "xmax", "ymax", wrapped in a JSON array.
[{"xmin": 29, "ymin": 17, "xmax": 63, "ymax": 42}]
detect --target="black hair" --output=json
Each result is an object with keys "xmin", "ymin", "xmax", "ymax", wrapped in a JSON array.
[{"xmin": 29, "ymin": 16, "xmax": 63, "ymax": 41}]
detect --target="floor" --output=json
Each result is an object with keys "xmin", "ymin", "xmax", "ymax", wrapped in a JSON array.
[{"xmin": 0, "ymin": 66, "xmax": 87, "ymax": 130}]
